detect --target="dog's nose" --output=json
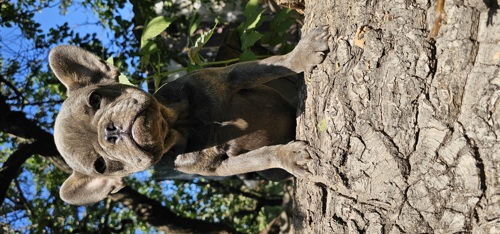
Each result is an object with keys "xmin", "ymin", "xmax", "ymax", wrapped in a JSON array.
[{"xmin": 104, "ymin": 123, "xmax": 119, "ymax": 144}]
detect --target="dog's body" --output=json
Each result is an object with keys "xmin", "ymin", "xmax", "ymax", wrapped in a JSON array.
[{"xmin": 50, "ymin": 27, "xmax": 329, "ymax": 205}]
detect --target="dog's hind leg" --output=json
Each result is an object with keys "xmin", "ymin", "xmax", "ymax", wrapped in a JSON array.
[{"xmin": 222, "ymin": 26, "xmax": 330, "ymax": 91}]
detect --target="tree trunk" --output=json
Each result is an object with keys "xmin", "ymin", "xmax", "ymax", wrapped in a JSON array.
[{"xmin": 294, "ymin": 0, "xmax": 500, "ymax": 233}]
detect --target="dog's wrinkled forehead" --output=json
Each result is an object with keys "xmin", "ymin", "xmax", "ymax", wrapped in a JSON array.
[{"xmin": 54, "ymin": 92, "xmax": 99, "ymax": 174}]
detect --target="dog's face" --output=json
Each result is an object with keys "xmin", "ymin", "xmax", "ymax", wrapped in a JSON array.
[
  {"xmin": 55, "ymin": 84, "xmax": 167, "ymax": 175},
  {"xmin": 50, "ymin": 45, "xmax": 177, "ymax": 205}
]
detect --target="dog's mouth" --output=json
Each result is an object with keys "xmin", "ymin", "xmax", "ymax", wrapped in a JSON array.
[
  {"xmin": 129, "ymin": 104, "xmax": 166, "ymax": 157},
  {"xmin": 98, "ymin": 94, "xmax": 173, "ymax": 169},
  {"xmin": 130, "ymin": 109, "xmax": 154, "ymax": 151},
  {"xmin": 130, "ymin": 110, "xmax": 149, "ymax": 149}
]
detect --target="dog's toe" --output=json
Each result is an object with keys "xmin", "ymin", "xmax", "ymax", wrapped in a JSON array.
[{"xmin": 278, "ymin": 141, "xmax": 314, "ymax": 178}]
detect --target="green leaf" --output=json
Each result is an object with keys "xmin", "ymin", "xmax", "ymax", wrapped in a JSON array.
[
  {"xmin": 276, "ymin": 18, "xmax": 295, "ymax": 33},
  {"xmin": 241, "ymin": 30, "xmax": 262, "ymax": 49},
  {"xmin": 240, "ymin": 49, "xmax": 257, "ymax": 62},
  {"xmin": 188, "ymin": 13, "xmax": 202, "ymax": 37},
  {"xmin": 118, "ymin": 74, "xmax": 133, "ymax": 86},
  {"xmin": 140, "ymin": 16, "xmax": 174, "ymax": 48},
  {"xmin": 238, "ymin": 0, "xmax": 265, "ymax": 33},
  {"xmin": 269, "ymin": 8, "xmax": 296, "ymax": 32},
  {"xmin": 142, "ymin": 16, "xmax": 174, "ymax": 40},
  {"xmin": 106, "ymin": 56, "xmax": 133, "ymax": 86},
  {"xmin": 139, "ymin": 40, "xmax": 159, "ymax": 55},
  {"xmin": 106, "ymin": 56, "xmax": 114, "ymax": 64},
  {"xmin": 187, "ymin": 23, "xmax": 217, "ymax": 65},
  {"xmin": 245, "ymin": 10, "xmax": 264, "ymax": 31},
  {"xmin": 268, "ymin": 35, "xmax": 283, "ymax": 47}
]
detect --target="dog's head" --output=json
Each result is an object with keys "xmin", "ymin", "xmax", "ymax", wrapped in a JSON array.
[{"xmin": 50, "ymin": 45, "xmax": 178, "ymax": 205}]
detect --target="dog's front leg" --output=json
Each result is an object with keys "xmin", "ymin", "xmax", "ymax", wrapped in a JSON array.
[
  {"xmin": 224, "ymin": 26, "xmax": 330, "ymax": 90},
  {"xmin": 174, "ymin": 141, "xmax": 312, "ymax": 178}
]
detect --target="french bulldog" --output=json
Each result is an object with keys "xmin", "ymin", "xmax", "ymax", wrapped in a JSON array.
[{"xmin": 49, "ymin": 27, "xmax": 329, "ymax": 205}]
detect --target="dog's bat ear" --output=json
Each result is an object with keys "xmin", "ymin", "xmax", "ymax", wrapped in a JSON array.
[
  {"xmin": 60, "ymin": 171, "xmax": 125, "ymax": 205},
  {"xmin": 49, "ymin": 45, "xmax": 119, "ymax": 94}
]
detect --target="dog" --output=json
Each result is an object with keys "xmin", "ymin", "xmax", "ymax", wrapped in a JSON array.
[{"xmin": 49, "ymin": 27, "xmax": 329, "ymax": 205}]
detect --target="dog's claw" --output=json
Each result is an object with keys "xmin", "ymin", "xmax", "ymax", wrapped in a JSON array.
[
  {"xmin": 290, "ymin": 26, "xmax": 330, "ymax": 72},
  {"xmin": 278, "ymin": 141, "xmax": 314, "ymax": 178}
]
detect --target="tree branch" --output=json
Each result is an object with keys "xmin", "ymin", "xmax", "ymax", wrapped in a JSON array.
[
  {"xmin": 0, "ymin": 92, "xmax": 50, "ymax": 140},
  {"xmin": 14, "ymin": 178, "xmax": 37, "ymax": 219},
  {"xmin": 109, "ymin": 186, "xmax": 235, "ymax": 234},
  {"xmin": 0, "ymin": 74, "xmax": 23, "ymax": 100},
  {"xmin": 198, "ymin": 180, "xmax": 283, "ymax": 206},
  {"xmin": 0, "ymin": 92, "xmax": 71, "ymax": 172},
  {"xmin": 0, "ymin": 143, "xmax": 34, "ymax": 206}
]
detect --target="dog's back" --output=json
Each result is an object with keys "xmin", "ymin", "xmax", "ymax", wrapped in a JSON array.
[{"xmin": 153, "ymin": 70, "xmax": 297, "ymax": 181}]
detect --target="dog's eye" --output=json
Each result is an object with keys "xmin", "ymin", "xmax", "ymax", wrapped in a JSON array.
[
  {"xmin": 94, "ymin": 157, "xmax": 107, "ymax": 174},
  {"xmin": 89, "ymin": 92, "xmax": 101, "ymax": 109}
]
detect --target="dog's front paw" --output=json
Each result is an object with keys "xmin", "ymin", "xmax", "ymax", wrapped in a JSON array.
[
  {"xmin": 291, "ymin": 26, "xmax": 330, "ymax": 72},
  {"xmin": 278, "ymin": 141, "xmax": 314, "ymax": 178}
]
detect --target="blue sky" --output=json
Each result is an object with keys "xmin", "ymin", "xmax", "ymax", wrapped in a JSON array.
[
  {"xmin": 1, "ymin": 1, "xmax": 134, "ymax": 64},
  {"xmin": 33, "ymin": 1, "xmax": 135, "ymax": 45},
  {"xmin": 33, "ymin": 3, "xmax": 111, "ymax": 39}
]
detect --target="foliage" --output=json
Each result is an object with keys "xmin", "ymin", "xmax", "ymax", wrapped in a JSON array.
[
  {"xmin": 237, "ymin": 0, "xmax": 266, "ymax": 61},
  {"xmin": 187, "ymin": 22, "xmax": 218, "ymax": 73},
  {"xmin": 1, "ymin": 0, "xmax": 300, "ymax": 233}
]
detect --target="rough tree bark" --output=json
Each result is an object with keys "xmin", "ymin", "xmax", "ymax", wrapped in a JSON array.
[{"xmin": 294, "ymin": 0, "xmax": 499, "ymax": 233}]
